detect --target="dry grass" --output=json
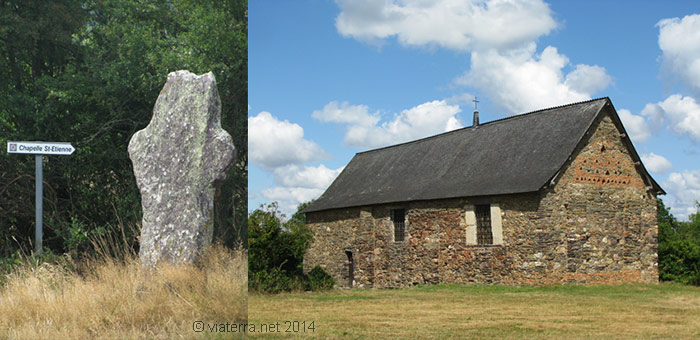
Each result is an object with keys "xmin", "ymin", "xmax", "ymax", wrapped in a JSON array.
[
  {"xmin": 0, "ymin": 245, "xmax": 247, "ymax": 340},
  {"xmin": 250, "ymin": 283, "xmax": 700, "ymax": 339}
]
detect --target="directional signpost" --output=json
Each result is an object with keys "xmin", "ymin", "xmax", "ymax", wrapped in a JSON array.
[{"xmin": 7, "ymin": 141, "xmax": 75, "ymax": 254}]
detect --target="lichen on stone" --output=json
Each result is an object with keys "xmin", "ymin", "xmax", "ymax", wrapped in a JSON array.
[{"xmin": 128, "ymin": 70, "xmax": 236, "ymax": 267}]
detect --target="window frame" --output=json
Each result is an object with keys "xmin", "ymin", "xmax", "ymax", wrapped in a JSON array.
[
  {"xmin": 391, "ymin": 208, "xmax": 407, "ymax": 242},
  {"xmin": 475, "ymin": 204, "xmax": 493, "ymax": 245},
  {"xmin": 465, "ymin": 203, "xmax": 503, "ymax": 246}
]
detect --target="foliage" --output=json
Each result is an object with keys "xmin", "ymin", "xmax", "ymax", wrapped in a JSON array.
[
  {"xmin": 0, "ymin": 250, "xmax": 22, "ymax": 277},
  {"xmin": 658, "ymin": 199, "xmax": 700, "ymax": 285},
  {"xmin": 248, "ymin": 201, "xmax": 334, "ymax": 293},
  {"xmin": 249, "ymin": 265, "xmax": 335, "ymax": 294},
  {"xmin": 55, "ymin": 217, "xmax": 94, "ymax": 255},
  {"xmin": 0, "ymin": 247, "xmax": 73, "ymax": 286},
  {"xmin": 306, "ymin": 265, "xmax": 336, "ymax": 291},
  {"xmin": 0, "ymin": 0, "xmax": 248, "ymax": 258},
  {"xmin": 249, "ymin": 267, "xmax": 296, "ymax": 294}
]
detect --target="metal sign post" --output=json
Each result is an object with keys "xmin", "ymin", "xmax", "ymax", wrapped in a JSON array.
[
  {"xmin": 7, "ymin": 141, "xmax": 75, "ymax": 254},
  {"xmin": 35, "ymin": 155, "xmax": 42, "ymax": 254}
]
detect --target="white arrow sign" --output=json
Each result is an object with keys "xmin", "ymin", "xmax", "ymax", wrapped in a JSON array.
[{"xmin": 7, "ymin": 141, "xmax": 75, "ymax": 155}]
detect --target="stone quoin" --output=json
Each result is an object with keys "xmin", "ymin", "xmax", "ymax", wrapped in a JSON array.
[
  {"xmin": 303, "ymin": 98, "xmax": 664, "ymax": 288},
  {"xmin": 128, "ymin": 70, "xmax": 236, "ymax": 267}
]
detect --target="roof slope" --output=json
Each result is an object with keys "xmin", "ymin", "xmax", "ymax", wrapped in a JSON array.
[{"xmin": 304, "ymin": 98, "xmax": 662, "ymax": 213}]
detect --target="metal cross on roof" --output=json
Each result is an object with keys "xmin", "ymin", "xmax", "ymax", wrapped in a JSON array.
[{"xmin": 473, "ymin": 97, "xmax": 479, "ymax": 111}]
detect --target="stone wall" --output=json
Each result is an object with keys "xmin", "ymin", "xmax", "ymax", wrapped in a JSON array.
[
  {"xmin": 304, "ymin": 208, "xmax": 362, "ymax": 288},
  {"xmin": 304, "ymin": 111, "xmax": 658, "ymax": 288},
  {"xmin": 537, "ymin": 111, "xmax": 659, "ymax": 283}
]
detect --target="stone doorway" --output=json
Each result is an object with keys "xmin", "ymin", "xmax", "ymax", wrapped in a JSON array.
[{"xmin": 345, "ymin": 250, "xmax": 354, "ymax": 288}]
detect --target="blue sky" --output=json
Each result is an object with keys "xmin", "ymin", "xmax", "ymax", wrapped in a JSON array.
[{"xmin": 249, "ymin": 0, "xmax": 700, "ymax": 220}]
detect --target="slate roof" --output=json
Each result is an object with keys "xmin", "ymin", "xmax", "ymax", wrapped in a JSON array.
[{"xmin": 304, "ymin": 97, "xmax": 665, "ymax": 213}]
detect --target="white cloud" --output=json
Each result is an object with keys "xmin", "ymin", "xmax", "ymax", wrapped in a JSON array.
[
  {"xmin": 618, "ymin": 109, "xmax": 651, "ymax": 143},
  {"xmin": 261, "ymin": 164, "xmax": 344, "ymax": 214},
  {"xmin": 248, "ymin": 111, "xmax": 328, "ymax": 169},
  {"xmin": 249, "ymin": 111, "xmax": 343, "ymax": 215},
  {"xmin": 663, "ymin": 170, "xmax": 700, "ymax": 220},
  {"xmin": 335, "ymin": 0, "xmax": 557, "ymax": 51},
  {"xmin": 641, "ymin": 153, "xmax": 673, "ymax": 175},
  {"xmin": 311, "ymin": 101, "xmax": 380, "ymax": 126},
  {"xmin": 640, "ymin": 102, "xmax": 666, "ymax": 129},
  {"xmin": 335, "ymin": 0, "xmax": 611, "ymax": 115},
  {"xmin": 272, "ymin": 164, "xmax": 344, "ymax": 190},
  {"xmin": 657, "ymin": 14, "xmax": 700, "ymax": 94},
  {"xmin": 458, "ymin": 45, "xmax": 612, "ymax": 113},
  {"xmin": 564, "ymin": 64, "xmax": 613, "ymax": 95},
  {"xmin": 313, "ymin": 100, "xmax": 463, "ymax": 149},
  {"xmin": 643, "ymin": 94, "xmax": 700, "ymax": 141},
  {"xmin": 260, "ymin": 186, "xmax": 322, "ymax": 215},
  {"xmin": 445, "ymin": 116, "xmax": 462, "ymax": 131},
  {"xmin": 445, "ymin": 92, "xmax": 477, "ymax": 106}
]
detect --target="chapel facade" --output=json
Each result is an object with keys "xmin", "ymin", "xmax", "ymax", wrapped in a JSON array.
[{"xmin": 303, "ymin": 98, "xmax": 663, "ymax": 288}]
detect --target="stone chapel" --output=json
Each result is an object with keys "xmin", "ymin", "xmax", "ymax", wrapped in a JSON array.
[{"xmin": 303, "ymin": 97, "xmax": 664, "ymax": 288}]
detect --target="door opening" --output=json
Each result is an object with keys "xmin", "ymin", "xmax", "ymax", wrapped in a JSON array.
[{"xmin": 345, "ymin": 250, "xmax": 354, "ymax": 288}]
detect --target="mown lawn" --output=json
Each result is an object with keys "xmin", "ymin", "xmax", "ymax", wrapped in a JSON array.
[{"xmin": 249, "ymin": 283, "xmax": 700, "ymax": 339}]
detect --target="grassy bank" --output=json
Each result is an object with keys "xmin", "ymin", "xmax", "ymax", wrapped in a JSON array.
[
  {"xmin": 0, "ymin": 245, "xmax": 247, "ymax": 340},
  {"xmin": 249, "ymin": 283, "xmax": 700, "ymax": 339}
]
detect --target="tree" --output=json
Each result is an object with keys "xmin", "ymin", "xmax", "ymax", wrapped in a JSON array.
[
  {"xmin": 248, "ymin": 201, "xmax": 332, "ymax": 293},
  {"xmin": 0, "ymin": 0, "xmax": 89, "ymax": 256},
  {"xmin": 248, "ymin": 202, "xmax": 311, "ymax": 275},
  {"xmin": 658, "ymin": 199, "xmax": 700, "ymax": 285}
]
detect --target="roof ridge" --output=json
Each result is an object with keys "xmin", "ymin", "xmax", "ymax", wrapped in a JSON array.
[{"xmin": 357, "ymin": 97, "xmax": 610, "ymax": 155}]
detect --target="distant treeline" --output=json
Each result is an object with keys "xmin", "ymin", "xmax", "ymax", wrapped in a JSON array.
[
  {"xmin": 658, "ymin": 199, "xmax": 700, "ymax": 285},
  {"xmin": 0, "ymin": 0, "xmax": 248, "ymax": 259}
]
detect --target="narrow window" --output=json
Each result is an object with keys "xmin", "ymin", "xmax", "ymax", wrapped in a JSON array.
[
  {"xmin": 392, "ymin": 209, "xmax": 405, "ymax": 242},
  {"xmin": 475, "ymin": 204, "xmax": 493, "ymax": 245},
  {"xmin": 345, "ymin": 250, "xmax": 354, "ymax": 288}
]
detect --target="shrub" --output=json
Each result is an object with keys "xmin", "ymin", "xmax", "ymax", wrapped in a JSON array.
[
  {"xmin": 249, "ymin": 201, "xmax": 336, "ymax": 293},
  {"xmin": 307, "ymin": 265, "xmax": 335, "ymax": 291},
  {"xmin": 249, "ymin": 266, "xmax": 335, "ymax": 294},
  {"xmin": 249, "ymin": 268, "xmax": 293, "ymax": 294},
  {"xmin": 659, "ymin": 232, "xmax": 700, "ymax": 285}
]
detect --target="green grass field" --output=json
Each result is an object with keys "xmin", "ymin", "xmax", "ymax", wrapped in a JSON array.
[{"xmin": 249, "ymin": 283, "xmax": 700, "ymax": 339}]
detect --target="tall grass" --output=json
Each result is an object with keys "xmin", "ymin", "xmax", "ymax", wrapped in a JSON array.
[{"xmin": 0, "ymin": 223, "xmax": 247, "ymax": 340}]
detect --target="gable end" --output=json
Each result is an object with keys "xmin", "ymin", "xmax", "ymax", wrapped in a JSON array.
[{"xmin": 546, "ymin": 99, "xmax": 664, "ymax": 195}]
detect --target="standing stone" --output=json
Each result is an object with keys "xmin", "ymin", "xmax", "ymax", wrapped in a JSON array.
[{"xmin": 128, "ymin": 70, "xmax": 236, "ymax": 267}]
